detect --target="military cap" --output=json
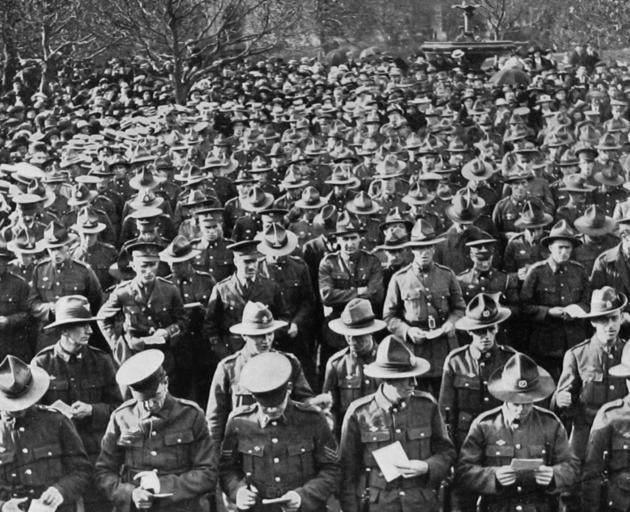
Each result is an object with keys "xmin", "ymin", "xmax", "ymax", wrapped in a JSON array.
[
  {"xmin": 116, "ymin": 349, "xmax": 165, "ymax": 399},
  {"xmin": 239, "ymin": 352, "xmax": 292, "ymax": 407},
  {"xmin": 126, "ymin": 241, "xmax": 163, "ymax": 260},
  {"xmin": 487, "ymin": 353, "xmax": 554, "ymax": 404},
  {"xmin": 455, "ymin": 293, "xmax": 511, "ymax": 331}
]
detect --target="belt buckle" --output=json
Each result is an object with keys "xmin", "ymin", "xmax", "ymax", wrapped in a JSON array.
[{"xmin": 428, "ymin": 315, "xmax": 437, "ymax": 330}]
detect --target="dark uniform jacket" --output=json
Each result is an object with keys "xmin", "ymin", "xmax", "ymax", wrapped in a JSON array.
[
  {"xmin": 339, "ymin": 387, "xmax": 456, "ymax": 512},
  {"xmin": 456, "ymin": 267, "xmax": 520, "ymax": 307},
  {"xmin": 434, "ymin": 225, "xmax": 496, "ymax": 274},
  {"xmin": 503, "ymin": 232, "xmax": 548, "ymax": 274},
  {"xmin": 219, "ymin": 400, "xmax": 340, "ymax": 512},
  {"xmin": 32, "ymin": 343, "xmax": 121, "ymax": 460},
  {"xmin": 383, "ymin": 262, "xmax": 466, "ymax": 378},
  {"xmin": 0, "ymin": 270, "xmax": 31, "ymax": 361},
  {"xmin": 206, "ymin": 348, "xmax": 314, "ymax": 442},
  {"xmin": 95, "ymin": 394, "xmax": 216, "ymax": 512},
  {"xmin": 191, "ymin": 237, "xmax": 235, "ymax": 283},
  {"xmin": 71, "ymin": 241, "xmax": 118, "ymax": 290},
  {"xmin": 573, "ymin": 234, "xmax": 619, "ymax": 275},
  {"xmin": 520, "ymin": 258, "xmax": 590, "ymax": 357},
  {"xmin": 0, "ymin": 406, "xmax": 91, "ymax": 512},
  {"xmin": 456, "ymin": 406, "xmax": 580, "ymax": 512},
  {"xmin": 97, "ymin": 277, "xmax": 186, "ymax": 366},
  {"xmin": 439, "ymin": 344, "xmax": 517, "ymax": 448},
  {"xmin": 591, "ymin": 243, "xmax": 630, "ymax": 303}
]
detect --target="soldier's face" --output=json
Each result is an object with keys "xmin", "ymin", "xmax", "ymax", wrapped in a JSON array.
[
  {"xmin": 131, "ymin": 258, "xmax": 159, "ymax": 283},
  {"xmin": 235, "ymin": 255, "xmax": 258, "ymax": 279},
  {"xmin": 504, "ymin": 401, "xmax": 533, "ymax": 422},
  {"xmin": 383, "ymin": 378, "xmax": 416, "ymax": 402},
  {"xmin": 63, "ymin": 323, "xmax": 93, "ymax": 349},
  {"xmin": 338, "ymin": 234, "xmax": 360, "ymax": 255},
  {"xmin": 591, "ymin": 311, "xmax": 622, "ymax": 343},
  {"xmin": 548, "ymin": 240, "xmax": 573, "ymax": 263},
  {"xmin": 412, "ymin": 247, "xmax": 434, "ymax": 267},
  {"xmin": 469, "ymin": 325, "xmax": 497, "ymax": 353},
  {"xmin": 48, "ymin": 246, "xmax": 71, "ymax": 266},
  {"xmin": 244, "ymin": 332, "xmax": 274, "ymax": 354},
  {"xmin": 471, "ymin": 254, "xmax": 492, "ymax": 272},
  {"xmin": 141, "ymin": 380, "xmax": 168, "ymax": 414},
  {"xmin": 345, "ymin": 334, "xmax": 373, "ymax": 355},
  {"xmin": 511, "ymin": 180, "xmax": 528, "ymax": 200}
]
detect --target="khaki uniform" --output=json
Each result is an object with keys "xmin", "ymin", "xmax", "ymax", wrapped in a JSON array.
[
  {"xmin": 191, "ymin": 237, "xmax": 235, "ymax": 283},
  {"xmin": 0, "ymin": 270, "xmax": 31, "ymax": 361}
]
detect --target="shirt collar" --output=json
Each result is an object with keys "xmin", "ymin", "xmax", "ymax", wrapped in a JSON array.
[
  {"xmin": 469, "ymin": 343, "xmax": 496, "ymax": 361},
  {"xmin": 547, "ymin": 257, "xmax": 564, "ymax": 273},
  {"xmin": 501, "ymin": 404, "xmax": 531, "ymax": 430},
  {"xmin": 374, "ymin": 384, "xmax": 408, "ymax": 412},
  {"xmin": 54, "ymin": 342, "xmax": 82, "ymax": 363},
  {"xmin": 258, "ymin": 410, "xmax": 288, "ymax": 428}
]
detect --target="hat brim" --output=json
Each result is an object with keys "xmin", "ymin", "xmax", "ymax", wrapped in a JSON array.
[
  {"xmin": 6, "ymin": 240, "xmax": 43, "ymax": 255},
  {"xmin": 73, "ymin": 222, "xmax": 107, "ymax": 234},
  {"xmin": 295, "ymin": 199, "xmax": 328, "ymax": 210},
  {"xmin": 229, "ymin": 319, "xmax": 288, "ymax": 335},
  {"xmin": 328, "ymin": 317, "xmax": 387, "ymax": 336},
  {"xmin": 44, "ymin": 315, "xmax": 105, "ymax": 330},
  {"xmin": 487, "ymin": 365, "xmax": 555, "ymax": 404},
  {"xmin": 405, "ymin": 236, "xmax": 446, "ymax": 248},
  {"xmin": 159, "ymin": 248, "xmax": 201, "ymax": 263},
  {"xmin": 455, "ymin": 307, "xmax": 511, "ymax": 331},
  {"xmin": 578, "ymin": 293, "xmax": 627, "ymax": 320},
  {"xmin": 256, "ymin": 231, "xmax": 298, "ymax": 257},
  {"xmin": 67, "ymin": 190, "xmax": 98, "ymax": 207},
  {"xmin": 540, "ymin": 235, "xmax": 581, "ymax": 248},
  {"xmin": 363, "ymin": 356, "xmax": 431, "ymax": 379},
  {"xmin": 514, "ymin": 214, "xmax": 553, "ymax": 229},
  {"xmin": 445, "ymin": 206, "xmax": 482, "ymax": 224},
  {"xmin": 129, "ymin": 177, "xmax": 166, "ymax": 190},
  {"xmin": 573, "ymin": 217, "xmax": 615, "ymax": 236},
  {"xmin": 241, "ymin": 193, "xmax": 274, "ymax": 212},
  {"xmin": 594, "ymin": 174, "xmax": 625, "ymax": 187},
  {"xmin": 37, "ymin": 233, "xmax": 78, "ymax": 251},
  {"xmin": 346, "ymin": 204, "xmax": 381, "ymax": 216},
  {"xmin": 0, "ymin": 365, "xmax": 50, "ymax": 412}
]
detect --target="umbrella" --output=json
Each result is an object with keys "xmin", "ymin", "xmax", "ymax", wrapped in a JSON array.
[{"xmin": 489, "ymin": 67, "xmax": 530, "ymax": 86}]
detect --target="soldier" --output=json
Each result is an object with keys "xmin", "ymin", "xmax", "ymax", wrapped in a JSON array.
[
  {"xmin": 491, "ymin": 171, "xmax": 534, "ymax": 240},
  {"xmin": 206, "ymin": 301, "xmax": 314, "ymax": 443},
  {"xmin": 33, "ymin": 295, "xmax": 121, "ymax": 512},
  {"xmin": 70, "ymin": 206, "xmax": 118, "ymax": 290},
  {"xmin": 190, "ymin": 206, "xmax": 235, "ymax": 282},
  {"xmin": 456, "ymin": 353, "xmax": 580, "ymax": 511},
  {"xmin": 27, "ymin": 222, "xmax": 103, "ymax": 351},
  {"xmin": 346, "ymin": 192, "xmax": 382, "ymax": 251},
  {"xmin": 572, "ymin": 205, "xmax": 619, "ymax": 275},
  {"xmin": 323, "ymin": 298, "xmax": 385, "ymax": 433},
  {"xmin": 0, "ymin": 355, "xmax": 91, "ymax": 511},
  {"xmin": 97, "ymin": 242, "xmax": 186, "ymax": 381},
  {"xmin": 319, "ymin": 212, "xmax": 384, "ymax": 374},
  {"xmin": 440, "ymin": 293, "xmax": 517, "ymax": 449},
  {"xmin": 521, "ymin": 220, "xmax": 590, "ymax": 378},
  {"xmin": 219, "ymin": 351, "xmax": 340, "ymax": 511},
  {"xmin": 203, "ymin": 239, "xmax": 287, "ymax": 361},
  {"xmin": 256, "ymin": 223, "xmax": 316, "ymax": 380},
  {"xmin": 95, "ymin": 350, "xmax": 216, "ymax": 512},
  {"xmin": 383, "ymin": 219, "xmax": 466, "ymax": 394},
  {"xmin": 6, "ymin": 228, "xmax": 43, "ymax": 282},
  {"xmin": 160, "ymin": 235, "xmax": 216, "ymax": 402},
  {"xmin": 339, "ymin": 335, "xmax": 456, "ymax": 512}
]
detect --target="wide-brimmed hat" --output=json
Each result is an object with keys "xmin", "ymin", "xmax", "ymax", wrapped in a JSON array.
[
  {"xmin": 0, "ymin": 356, "xmax": 50, "ymax": 412},
  {"xmin": 579, "ymin": 286, "xmax": 627, "ymax": 320},
  {"xmin": 559, "ymin": 174, "xmax": 596, "ymax": 194},
  {"xmin": 596, "ymin": 133, "xmax": 621, "ymax": 151},
  {"xmin": 609, "ymin": 339, "xmax": 630, "ymax": 378},
  {"xmin": 38, "ymin": 221, "xmax": 77, "ymax": 250},
  {"xmin": 44, "ymin": 295, "xmax": 104, "ymax": 330},
  {"xmin": 540, "ymin": 220, "xmax": 581, "ymax": 248},
  {"xmin": 594, "ymin": 166, "xmax": 625, "ymax": 187},
  {"xmin": 461, "ymin": 158, "xmax": 496, "ymax": 181},
  {"xmin": 325, "ymin": 168, "xmax": 361, "ymax": 188},
  {"xmin": 402, "ymin": 183, "xmax": 435, "ymax": 206},
  {"xmin": 504, "ymin": 169, "xmax": 534, "ymax": 183},
  {"xmin": 487, "ymin": 353, "xmax": 555, "ymax": 404},
  {"xmin": 380, "ymin": 207, "xmax": 413, "ymax": 231},
  {"xmin": 514, "ymin": 199, "xmax": 553, "ymax": 229},
  {"xmin": 129, "ymin": 167, "xmax": 166, "ymax": 190},
  {"xmin": 239, "ymin": 352, "xmax": 292, "ymax": 407},
  {"xmin": 363, "ymin": 335, "xmax": 430, "ymax": 379},
  {"xmin": 280, "ymin": 168, "xmax": 309, "ymax": 190},
  {"xmin": 295, "ymin": 186, "xmax": 328, "ymax": 210},
  {"xmin": 256, "ymin": 223, "xmax": 298, "ymax": 257},
  {"xmin": 445, "ymin": 190, "xmax": 484, "ymax": 224},
  {"xmin": 455, "ymin": 293, "xmax": 511, "ymax": 331},
  {"xmin": 373, "ymin": 155, "xmax": 405, "ymax": 179},
  {"xmin": 574, "ymin": 205, "xmax": 615, "ymax": 236},
  {"xmin": 333, "ymin": 211, "xmax": 365, "ymax": 237},
  {"xmin": 329, "ymin": 298, "xmax": 387, "ymax": 336},
  {"xmin": 313, "ymin": 204, "xmax": 338, "ymax": 234},
  {"xmin": 405, "ymin": 218, "xmax": 445, "ymax": 248},
  {"xmin": 242, "ymin": 185, "xmax": 274, "ymax": 213},
  {"xmin": 229, "ymin": 301, "xmax": 288, "ymax": 335},
  {"xmin": 73, "ymin": 206, "xmax": 106, "ymax": 234},
  {"xmin": 346, "ymin": 192, "xmax": 381, "ymax": 216},
  {"xmin": 6, "ymin": 229, "xmax": 42, "ymax": 255},
  {"xmin": 159, "ymin": 235, "xmax": 200, "ymax": 263}
]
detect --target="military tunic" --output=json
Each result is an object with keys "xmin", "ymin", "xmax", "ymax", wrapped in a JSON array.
[
  {"xmin": 191, "ymin": 237, "xmax": 235, "ymax": 283},
  {"xmin": 0, "ymin": 270, "xmax": 31, "ymax": 361},
  {"xmin": 71, "ymin": 241, "xmax": 118, "ymax": 290}
]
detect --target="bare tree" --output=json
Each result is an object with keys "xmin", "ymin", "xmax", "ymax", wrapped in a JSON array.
[{"xmin": 0, "ymin": 0, "xmax": 20, "ymax": 91}]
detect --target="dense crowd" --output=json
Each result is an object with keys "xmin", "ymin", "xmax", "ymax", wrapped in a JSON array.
[{"xmin": 0, "ymin": 44, "xmax": 629, "ymax": 511}]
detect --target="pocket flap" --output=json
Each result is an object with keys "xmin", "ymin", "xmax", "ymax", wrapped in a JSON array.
[
  {"xmin": 33, "ymin": 444, "xmax": 62, "ymax": 459},
  {"xmin": 583, "ymin": 371, "xmax": 604, "ymax": 383},
  {"xmin": 360, "ymin": 429, "xmax": 391, "ymax": 443},
  {"xmin": 615, "ymin": 472, "xmax": 630, "ymax": 491},
  {"xmin": 0, "ymin": 451, "xmax": 15, "ymax": 465},
  {"xmin": 238, "ymin": 440, "xmax": 264, "ymax": 457},
  {"xmin": 403, "ymin": 290, "xmax": 422, "ymax": 300},
  {"xmin": 612, "ymin": 436, "xmax": 630, "ymax": 450},
  {"xmin": 453, "ymin": 375, "xmax": 481, "ymax": 390},
  {"xmin": 48, "ymin": 379, "xmax": 69, "ymax": 391},
  {"xmin": 485, "ymin": 445, "xmax": 515, "ymax": 457},
  {"xmin": 408, "ymin": 426, "xmax": 431, "ymax": 441},
  {"xmin": 164, "ymin": 431, "xmax": 194, "ymax": 446},
  {"xmin": 287, "ymin": 440, "xmax": 314, "ymax": 456}
]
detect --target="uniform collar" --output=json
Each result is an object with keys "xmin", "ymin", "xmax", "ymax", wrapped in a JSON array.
[
  {"xmin": 374, "ymin": 384, "xmax": 407, "ymax": 412},
  {"xmin": 258, "ymin": 410, "xmax": 288, "ymax": 428},
  {"xmin": 547, "ymin": 257, "xmax": 566, "ymax": 274},
  {"xmin": 54, "ymin": 342, "xmax": 83, "ymax": 363},
  {"xmin": 469, "ymin": 343, "xmax": 497, "ymax": 361}
]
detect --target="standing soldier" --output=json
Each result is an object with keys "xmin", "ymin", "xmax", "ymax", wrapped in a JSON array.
[
  {"xmin": 383, "ymin": 219, "xmax": 466, "ymax": 393},
  {"xmin": 323, "ymin": 298, "xmax": 386, "ymax": 433},
  {"xmin": 219, "ymin": 351, "xmax": 340, "ymax": 511},
  {"xmin": 0, "ymin": 355, "xmax": 91, "ymax": 511},
  {"xmin": 572, "ymin": 205, "xmax": 619, "ymax": 275},
  {"xmin": 160, "ymin": 235, "xmax": 216, "ymax": 402},
  {"xmin": 190, "ymin": 206, "xmax": 235, "ymax": 283},
  {"xmin": 339, "ymin": 335, "xmax": 456, "ymax": 512},
  {"xmin": 28, "ymin": 221, "xmax": 103, "ymax": 351},
  {"xmin": 520, "ymin": 220, "xmax": 590, "ymax": 378},
  {"xmin": 33, "ymin": 295, "xmax": 121, "ymax": 512},
  {"xmin": 203, "ymin": 239, "xmax": 287, "ymax": 361},
  {"xmin": 95, "ymin": 350, "xmax": 216, "ymax": 512},
  {"xmin": 456, "ymin": 353, "xmax": 580, "ymax": 511},
  {"xmin": 97, "ymin": 242, "xmax": 186, "ymax": 380}
]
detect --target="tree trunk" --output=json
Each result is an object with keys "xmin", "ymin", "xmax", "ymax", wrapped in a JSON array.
[{"xmin": 1, "ymin": 0, "xmax": 19, "ymax": 92}]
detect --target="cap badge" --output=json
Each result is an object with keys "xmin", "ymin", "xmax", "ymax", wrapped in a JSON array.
[{"xmin": 517, "ymin": 379, "xmax": 528, "ymax": 389}]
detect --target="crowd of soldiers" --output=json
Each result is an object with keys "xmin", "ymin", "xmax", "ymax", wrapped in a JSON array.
[{"xmin": 0, "ymin": 44, "xmax": 630, "ymax": 511}]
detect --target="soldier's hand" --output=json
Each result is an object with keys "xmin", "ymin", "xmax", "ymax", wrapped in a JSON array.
[
  {"xmin": 40, "ymin": 486, "xmax": 64, "ymax": 507},
  {"xmin": 134, "ymin": 470, "xmax": 161, "ymax": 493},
  {"xmin": 132, "ymin": 487, "xmax": 154, "ymax": 510},
  {"xmin": 441, "ymin": 321, "xmax": 454, "ymax": 334},
  {"xmin": 547, "ymin": 307, "xmax": 566, "ymax": 319},
  {"xmin": 1, "ymin": 497, "xmax": 27, "ymax": 511},
  {"xmin": 70, "ymin": 401, "xmax": 93, "ymax": 419},
  {"xmin": 153, "ymin": 328, "xmax": 169, "ymax": 340},
  {"xmin": 356, "ymin": 286, "xmax": 369, "ymax": 297},
  {"xmin": 534, "ymin": 465, "xmax": 554, "ymax": 486},
  {"xmin": 287, "ymin": 323, "xmax": 298, "ymax": 338},
  {"xmin": 0, "ymin": 316, "xmax": 8, "ymax": 328},
  {"xmin": 555, "ymin": 390, "xmax": 572, "ymax": 408},
  {"xmin": 236, "ymin": 484, "xmax": 258, "ymax": 509},
  {"xmin": 495, "ymin": 466, "xmax": 517, "ymax": 486},
  {"xmin": 407, "ymin": 327, "xmax": 426, "ymax": 344},
  {"xmin": 279, "ymin": 490, "xmax": 301, "ymax": 512},
  {"xmin": 517, "ymin": 266, "xmax": 529, "ymax": 280},
  {"xmin": 394, "ymin": 459, "xmax": 428, "ymax": 478}
]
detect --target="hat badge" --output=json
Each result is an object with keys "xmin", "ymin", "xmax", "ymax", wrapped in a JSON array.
[
  {"xmin": 482, "ymin": 310, "xmax": 490, "ymax": 318},
  {"xmin": 605, "ymin": 300, "xmax": 612, "ymax": 308},
  {"xmin": 517, "ymin": 379, "xmax": 528, "ymax": 389},
  {"xmin": 261, "ymin": 315, "xmax": 270, "ymax": 324}
]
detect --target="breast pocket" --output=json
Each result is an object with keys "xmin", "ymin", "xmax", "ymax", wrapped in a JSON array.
[
  {"xmin": 453, "ymin": 375, "xmax": 481, "ymax": 410},
  {"xmin": 360, "ymin": 429, "xmax": 392, "ymax": 466},
  {"xmin": 238, "ymin": 439, "xmax": 265, "ymax": 475},
  {"xmin": 580, "ymin": 371, "xmax": 606, "ymax": 406},
  {"xmin": 611, "ymin": 435, "xmax": 630, "ymax": 469},
  {"xmin": 164, "ymin": 430, "xmax": 195, "ymax": 468},
  {"xmin": 407, "ymin": 426, "xmax": 432, "ymax": 460},
  {"xmin": 32, "ymin": 444, "xmax": 63, "ymax": 484},
  {"xmin": 339, "ymin": 375, "xmax": 362, "ymax": 412},
  {"xmin": 0, "ymin": 295, "xmax": 18, "ymax": 315},
  {"xmin": 402, "ymin": 290, "xmax": 426, "ymax": 321},
  {"xmin": 46, "ymin": 379, "xmax": 70, "ymax": 402},
  {"xmin": 540, "ymin": 286, "xmax": 558, "ymax": 305},
  {"xmin": 332, "ymin": 272, "xmax": 351, "ymax": 289},
  {"xmin": 485, "ymin": 445, "xmax": 515, "ymax": 465},
  {"xmin": 287, "ymin": 440, "xmax": 315, "ymax": 481},
  {"xmin": 81, "ymin": 377, "xmax": 105, "ymax": 403}
]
